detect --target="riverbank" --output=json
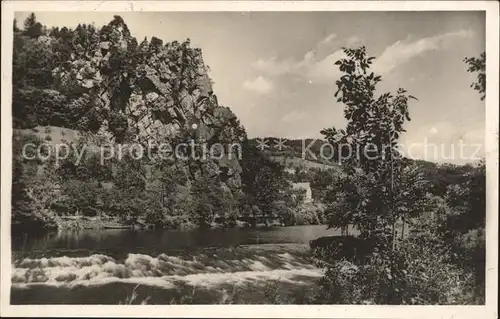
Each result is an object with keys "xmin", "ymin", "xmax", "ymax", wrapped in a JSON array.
[
  {"xmin": 54, "ymin": 215, "xmax": 126, "ymax": 230},
  {"xmin": 12, "ymin": 211, "xmax": 324, "ymax": 236},
  {"xmin": 53, "ymin": 215, "xmax": 292, "ymax": 231}
]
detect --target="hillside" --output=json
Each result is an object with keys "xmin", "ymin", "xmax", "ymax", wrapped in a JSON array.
[
  {"xmin": 271, "ymin": 155, "xmax": 340, "ymax": 171},
  {"xmin": 247, "ymin": 137, "xmax": 340, "ymax": 170}
]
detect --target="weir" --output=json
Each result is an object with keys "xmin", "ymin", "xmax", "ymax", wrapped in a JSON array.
[{"xmin": 11, "ymin": 244, "xmax": 323, "ymax": 304}]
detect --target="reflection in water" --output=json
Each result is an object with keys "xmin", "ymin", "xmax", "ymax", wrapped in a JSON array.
[{"xmin": 12, "ymin": 225, "xmax": 348, "ymax": 257}]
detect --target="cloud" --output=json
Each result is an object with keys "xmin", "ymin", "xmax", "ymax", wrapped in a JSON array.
[
  {"xmin": 251, "ymin": 33, "xmax": 355, "ymax": 84},
  {"xmin": 243, "ymin": 76, "xmax": 274, "ymax": 94},
  {"xmin": 252, "ymin": 58, "xmax": 297, "ymax": 77},
  {"xmin": 346, "ymin": 36, "xmax": 362, "ymax": 46},
  {"xmin": 306, "ymin": 49, "xmax": 345, "ymax": 82},
  {"xmin": 373, "ymin": 29, "xmax": 474, "ymax": 75},
  {"xmin": 251, "ymin": 29, "xmax": 474, "ymax": 85},
  {"xmin": 401, "ymin": 121, "xmax": 484, "ymax": 164},
  {"xmin": 252, "ymin": 49, "xmax": 345, "ymax": 84},
  {"xmin": 319, "ymin": 33, "xmax": 337, "ymax": 45}
]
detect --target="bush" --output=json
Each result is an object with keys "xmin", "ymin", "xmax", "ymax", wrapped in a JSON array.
[
  {"xmin": 162, "ymin": 215, "xmax": 195, "ymax": 230},
  {"xmin": 451, "ymin": 228, "xmax": 485, "ymax": 303},
  {"xmin": 314, "ymin": 220, "xmax": 479, "ymax": 305},
  {"xmin": 294, "ymin": 205, "xmax": 324, "ymax": 225},
  {"xmin": 144, "ymin": 208, "xmax": 165, "ymax": 229}
]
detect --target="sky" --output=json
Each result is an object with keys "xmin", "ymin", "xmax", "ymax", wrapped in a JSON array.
[{"xmin": 14, "ymin": 11, "xmax": 486, "ymax": 164}]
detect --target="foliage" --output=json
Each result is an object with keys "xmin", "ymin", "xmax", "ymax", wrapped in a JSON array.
[
  {"xmin": 58, "ymin": 180, "xmax": 100, "ymax": 216},
  {"xmin": 441, "ymin": 159, "xmax": 486, "ymax": 301},
  {"xmin": 315, "ymin": 46, "xmax": 484, "ymax": 305},
  {"xmin": 240, "ymin": 143, "xmax": 290, "ymax": 221},
  {"xmin": 444, "ymin": 159, "xmax": 485, "ymax": 233},
  {"xmin": 320, "ymin": 46, "xmax": 421, "ymax": 245},
  {"xmin": 464, "ymin": 52, "xmax": 486, "ymax": 101},
  {"xmin": 315, "ymin": 220, "xmax": 478, "ymax": 304},
  {"xmin": 309, "ymin": 168, "xmax": 341, "ymax": 201},
  {"xmin": 189, "ymin": 175, "xmax": 225, "ymax": 229},
  {"xmin": 415, "ymin": 160, "xmax": 477, "ymax": 197},
  {"xmin": 11, "ymin": 132, "xmax": 58, "ymax": 233}
]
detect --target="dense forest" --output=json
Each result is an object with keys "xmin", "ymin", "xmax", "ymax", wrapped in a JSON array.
[{"xmin": 11, "ymin": 14, "xmax": 486, "ymax": 304}]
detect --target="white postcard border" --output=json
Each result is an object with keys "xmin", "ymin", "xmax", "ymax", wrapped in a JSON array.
[{"xmin": 1, "ymin": 1, "xmax": 498, "ymax": 318}]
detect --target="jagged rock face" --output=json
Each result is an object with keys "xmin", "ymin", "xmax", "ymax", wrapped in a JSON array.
[
  {"xmin": 126, "ymin": 93, "xmax": 179, "ymax": 143},
  {"xmin": 127, "ymin": 61, "xmax": 243, "ymax": 188},
  {"xmin": 53, "ymin": 17, "xmax": 244, "ymax": 189}
]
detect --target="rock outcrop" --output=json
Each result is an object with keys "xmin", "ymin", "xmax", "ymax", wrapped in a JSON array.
[{"xmin": 53, "ymin": 16, "xmax": 244, "ymax": 190}]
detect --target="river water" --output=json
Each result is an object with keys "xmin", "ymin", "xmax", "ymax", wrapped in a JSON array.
[{"xmin": 11, "ymin": 225, "xmax": 348, "ymax": 304}]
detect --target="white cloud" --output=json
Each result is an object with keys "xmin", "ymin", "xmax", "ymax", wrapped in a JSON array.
[
  {"xmin": 252, "ymin": 49, "xmax": 344, "ymax": 84},
  {"xmin": 251, "ymin": 33, "xmax": 342, "ymax": 80},
  {"xmin": 319, "ymin": 33, "xmax": 337, "ymax": 45},
  {"xmin": 373, "ymin": 29, "xmax": 474, "ymax": 75},
  {"xmin": 251, "ymin": 29, "xmax": 474, "ymax": 85},
  {"xmin": 243, "ymin": 76, "xmax": 274, "ymax": 94},
  {"xmin": 346, "ymin": 36, "xmax": 362, "ymax": 46},
  {"xmin": 401, "ymin": 122, "xmax": 484, "ymax": 164},
  {"xmin": 252, "ymin": 58, "xmax": 297, "ymax": 77},
  {"xmin": 250, "ymin": 33, "xmax": 353, "ymax": 84},
  {"xmin": 306, "ymin": 49, "xmax": 344, "ymax": 82}
]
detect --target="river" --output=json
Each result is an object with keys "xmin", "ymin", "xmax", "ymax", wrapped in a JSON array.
[{"xmin": 11, "ymin": 225, "xmax": 351, "ymax": 304}]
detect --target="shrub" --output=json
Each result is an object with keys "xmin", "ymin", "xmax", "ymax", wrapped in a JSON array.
[
  {"xmin": 161, "ymin": 215, "xmax": 195, "ymax": 230},
  {"xmin": 314, "ymin": 219, "xmax": 479, "ymax": 305},
  {"xmin": 451, "ymin": 227, "xmax": 485, "ymax": 303}
]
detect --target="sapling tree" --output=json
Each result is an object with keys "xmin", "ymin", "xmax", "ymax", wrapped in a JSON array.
[
  {"xmin": 318, "ymin": 47, "xmax": 433, "ymax": 305},
  {"xmin": 321, "ymin": 46, "xmax": 423, "ymax": 249}
]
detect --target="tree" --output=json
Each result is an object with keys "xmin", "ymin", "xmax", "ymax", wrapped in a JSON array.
[
  {"xmin": 320, "ymin": 46, "xmax": 420, "ymax": 247},
  {"xmin": 240, "ymin": 143, "xmax": 288, "ymax": 223},
  {"xmin": 11, "ymin": 132, "xmax": 59, "ymax": 233},
  {"xmin": 13, "ymin": 19, "xmax": 20, "ymax": 32},
  {"xmin": 11, "ymin": 150, "xmax": 35, "ymax": 227},
  {"xmin": 315, "ymin": 46, "xmax": 430, "ymax": 305},
  {"xmin": 315, "ymin": 46, "xmax": 487, "ymax": 305},
  {"xmin": 190, "ymin": 175, "xmax": 224, "ymax": 229},
  {"xmin": 464, "ymin": 52, "xmax": 486, "ymax": 101},
  {"xmin": 310, "ymin": 168, "xmax": 341, "ymax": 202},
  {"xmin": 23, "ymin": 13, "xmax": 44, "ymax": 38},
  {"xmin": 13, "ymin": 33, "xmax": 56, "ymax": 88}
]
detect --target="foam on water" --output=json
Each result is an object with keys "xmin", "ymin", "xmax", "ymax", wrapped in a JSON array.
[
  {"xmin": 12, "ymin": 276, "xmax": 178, "ymax": 290},
  {"xmin": 167, "ymin": 267, "xmax": 323, "ymax": 288},
  {"xmin": 11, "ymin": 245, "xmax": 323, "ymax": 291}
]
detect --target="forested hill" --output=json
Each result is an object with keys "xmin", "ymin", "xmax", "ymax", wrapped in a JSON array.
[
  {"xmin": 247, "ymin": 138, "xmax": 335, "ymax": 165},
  {"xmin": 247, "ymin": 137, "xmax": 478, "ymax": 197}
]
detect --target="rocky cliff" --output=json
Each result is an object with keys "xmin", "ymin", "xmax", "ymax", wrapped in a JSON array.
[{"xmin": 52, "ymin": 16, "xmax": 244, "ymax": 190}]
